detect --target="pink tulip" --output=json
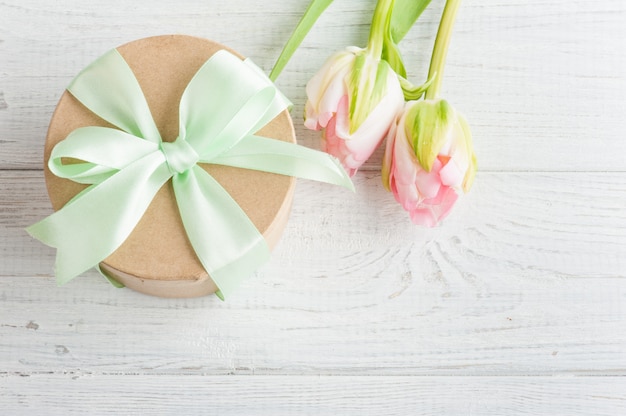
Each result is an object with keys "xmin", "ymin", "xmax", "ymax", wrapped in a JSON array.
[
  {"xmin": 305, "ymin": 47, "xmax": 404, "ymax": 176},
  {"xmin": 382, "ymin": 99, "xmax": 477, "ymax": 226}
]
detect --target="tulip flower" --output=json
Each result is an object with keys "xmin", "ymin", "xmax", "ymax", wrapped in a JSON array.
[
  {"xmin": 382, "ymin": 99, "xmax": 476, "ymax": 226},
  {"xmin": 382, "ymin": 0, "xmax": 477, "ymax": 226},
  {"xmin": 304, "ymin": 0, "xmax": 404, "ymax": 176}
]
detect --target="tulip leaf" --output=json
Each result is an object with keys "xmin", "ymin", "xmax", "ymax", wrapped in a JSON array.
[
  {"xmin": 269, "ymin": 0, "xmax": 334, "ymax": 82},
  {"xmin": 390, "ymin": 0, "xmax": 432, "ymax": 43},
  {"xmin": 383, "ymin": 0, "xmax": 432, "ymax": 80},
  {"xmin": 398, "ymin": 71, "xmax": 435, "ymax": 100},
  {"xmin": 382, "ymin": 38, "xmax": 406, "ymax": 78},
  {"xmin": 379, "ymin": 0, "xmax": 406, "ymax": 78}
]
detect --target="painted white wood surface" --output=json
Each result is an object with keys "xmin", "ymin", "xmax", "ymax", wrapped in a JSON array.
[
  {"xmin": 2, "ymin": 0, "xmax": 626, "ymax": 171},
  {"xmin": 2, "ymin": 375, "xmax": 625, "ymax": 416},
  {"xmin": 1, "ymin": 0, "xmax": 626, "ymax": 414}
]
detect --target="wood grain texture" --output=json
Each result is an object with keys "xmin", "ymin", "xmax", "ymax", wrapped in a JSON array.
[
  {"xmin": 1, "ymin": 0, "xmax": 626, "ymax": 170},
  {"xmin": 1, "ymin": 375, "xmax": 625, "ymax": 416},
  {"xmin": 2, "ymin": 0, "xmax": 626, "ymax": 414},
  {"xmin": 2, "ymin": 172, "xmax": 625, "ymax": 376},
  {"xmin": 4, "ymin": 170, "xmax": 626, "ymax": 279}
]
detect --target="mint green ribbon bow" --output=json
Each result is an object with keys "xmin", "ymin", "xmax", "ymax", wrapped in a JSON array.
[{"xmin": 27, "ymin": 48, "xmax": 353, "ymax": 299}]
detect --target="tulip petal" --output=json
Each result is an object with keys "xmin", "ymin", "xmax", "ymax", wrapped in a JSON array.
[
  {"xmin": 304, "ymin": 49, "xmax": 357, "ymax": 130},
  {"xmin": 414, "ymin": 158, "xmax": 442, "ymax": 199},
  {"xmin": 439, "ymin": 157, "xmax": 464, "ymax": 188},
  {"xmin": 305, "ymin": 49, "xmax": 355, "ymax": 105},
  {"xmin": 304, "ymin": 101, "xmax": 320, "ymax": 130},
  {"xmin": 344, "ymin": 93, "xmax": 400, "ymax": 164},
  {"xmin": 463, "ymin": 152, "xmax": 477, "ymax": 194},
  {"xmin": 390, "ymin": 121, "xmax": 422, "ymax": 209},
  {"xmin": 318, "ymin": 111, "xmax": 335, "ymax": 128},
  {"xmin": 396, "ymin": 180, "xmax": 420, "ymax": 212},
  {"xmin": 457, "ymin": 113, "xmax": 477, "ymax": 193},
  {"xmin": 321, "ymin": 111, "xmax": 358, "ymax": 177},
  {"xmin": 381, "ymin": 112, "xmax": 399, "ymax": 191},
  {"xmin": 333, "ymin": 95, "xmax": 351, "ymax": 140},
  {"xmin": 322, "ymin": 114, "xmax": 340, "ymax": 156},
  {"xmin": 410, "ymin": 208, "xmax": 438, "ymax": 227},
  {"xmin": 425, "ymin": 185, "xmax": 459, "ymax": 222},
  {"xmin": 409, "ymin": 186, "xmax": 459, "ymax": 227}
]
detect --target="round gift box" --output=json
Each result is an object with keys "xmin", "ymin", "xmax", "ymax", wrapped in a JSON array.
[{"xmin": 44, "ymin": 35, "xmax": 296, "ymax": 298}]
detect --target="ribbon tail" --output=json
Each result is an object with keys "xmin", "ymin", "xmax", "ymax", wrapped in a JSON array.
[
  {"xmin": 27, "ymin": 152, "xmax": 172, "ymax": 285},
  {"xmin": 97, "ymin": 265, "xmax": 126, "ymax": 288},
  {"xmin": 209, "ymin": 135, "xmax": 355, "ymax": 191},
  {"xmin": 173, "ymin": 165, "xmax": 271, "ymax": 300}
]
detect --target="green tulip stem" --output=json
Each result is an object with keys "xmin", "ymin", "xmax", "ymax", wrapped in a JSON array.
[
  {"xmin": 425, "ymin": 0, "xmax": 461, "ymax": 100},
  {"xmin": 368, "ymin": 0, "xmax": 395, "ymax": 59}
]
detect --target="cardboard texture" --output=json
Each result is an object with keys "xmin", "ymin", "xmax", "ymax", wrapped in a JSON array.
[{"xmin": 44, "ymin": 35, "xmax": 296, "ymax": 298}]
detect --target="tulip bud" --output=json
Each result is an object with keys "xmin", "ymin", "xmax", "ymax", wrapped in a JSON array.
[
  {"xmin": 304, "ymin": 47, "xmax": 404, "ymax": 176},
  {"xmin": 382, "ymin": 99, "xmax": 477, "ymax": 226}
]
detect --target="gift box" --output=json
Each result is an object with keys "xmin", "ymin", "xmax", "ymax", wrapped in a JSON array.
[{"xmin": 32, "ymin": 35, "xmax": 352, "ymax": 299}]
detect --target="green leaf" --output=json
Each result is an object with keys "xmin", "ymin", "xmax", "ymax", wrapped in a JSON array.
[
  {"xmin": 382, "ymin": 0, "xmax": 431, "ymax": 80},
  {"xmin": 390, "ymin": 0, "xmax": 432, "ymax": 43},
  {"xmin": 269, "ymin": 0, "xmax": 334, "ymax": 81},
  {"xmin": 380, "ymin": 0, "xmax": 407, "ymax": 78},
  {"xmin": 382, "ymin": 39, "xmax": 406, "ymax": 78},
  {"xmin": 398, "ymin": 71, "xmax": 435, "ymax": 100}
]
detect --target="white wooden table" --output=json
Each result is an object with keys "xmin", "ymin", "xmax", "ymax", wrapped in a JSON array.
[{"xmin": 2, "ymin": 1, "xmax": 625, "ymax": 414}]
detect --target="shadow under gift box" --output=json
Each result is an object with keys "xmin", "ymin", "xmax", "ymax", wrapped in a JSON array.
[{"xmin": 43, "ymin": 35, "xmax": 296, "ymax": 298}]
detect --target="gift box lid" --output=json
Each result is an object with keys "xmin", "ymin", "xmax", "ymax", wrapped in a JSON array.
[{"xmin": 44, "ymin": 35, "xmax": 296, "ymax": 298}]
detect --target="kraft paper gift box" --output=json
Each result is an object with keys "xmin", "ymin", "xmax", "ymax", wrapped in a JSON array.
[{"xmin": 39, "ymin": 35, "xmax": 307, "ymax": 298}]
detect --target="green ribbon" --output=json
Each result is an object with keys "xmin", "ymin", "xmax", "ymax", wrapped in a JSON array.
[{"xmin": 27, "ymin": 48, "xmax": 353, "ymax": 299}]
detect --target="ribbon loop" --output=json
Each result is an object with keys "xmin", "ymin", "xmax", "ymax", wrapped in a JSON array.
[
  {"xmin": 27, "ymin": 47, "xmax": 354, "ymax": 299},
  {"xmin": 161, "ymin": 138, "xmax": 200, "ymax": 175}
]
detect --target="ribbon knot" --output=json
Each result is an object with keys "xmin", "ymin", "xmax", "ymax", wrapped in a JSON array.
[
  {"xmin": 27, "ymin": 48, "xmax": 353, "ymax": 299},
  {"xmin": 161, "ymin": 138, "xmax": 200, "ymax": 175}
]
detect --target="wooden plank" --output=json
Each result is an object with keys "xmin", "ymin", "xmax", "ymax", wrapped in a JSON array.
[
  {"xmin": 1, "ymin": 374, "xmax": 625, "ymax": 416},
  {"xmin": 1, "ymin": 1, "xmax": 626, "ymax": 171},
  {"xmin": 3, "ymin": 1, "xmax": 626, "ymax": 414},
  {"xmin": 4, "ymin": 170, "xmax": 625, "ymax": 278},
  {"xmin": 1, "ymin": 171, "xmax": 625, "ymax": 375},
  {"xmin": 1, "ymin": 273, "xmax": 624, "ymax": 376}
]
